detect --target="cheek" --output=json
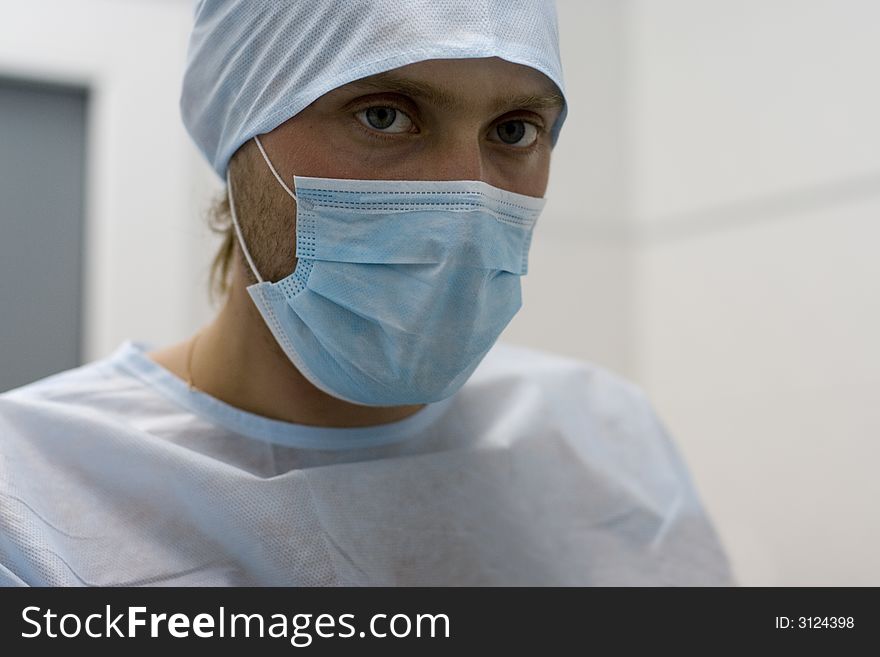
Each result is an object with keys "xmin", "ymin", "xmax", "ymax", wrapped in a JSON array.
[
  {"xmin": 492, "ymin": 150, "xmax": 552, "ymax": 198},
  {"xmin": 263, "ymin": 115, "xmax": 363, "ymax": 179},
  {"xmin": 293, "ymin": 138, "xmax": 380, "ymax": 180},
  {"xmin": 236, "ymin": 183, "xmax": 300, "ymax": 282}
]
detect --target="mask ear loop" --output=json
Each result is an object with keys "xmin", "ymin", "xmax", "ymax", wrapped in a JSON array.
[
  {"xmin": 254, "ymin": 135, "xmax": 299, "ymax": 202},
  {"xmin": 227, "ymin": 135, "xmax": 303, "ymax": 285}
]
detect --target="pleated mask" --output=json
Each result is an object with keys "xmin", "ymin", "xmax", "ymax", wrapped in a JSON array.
[{"xmin": 227, "ymin": 136, "xmax": 544, "ymax": 407}]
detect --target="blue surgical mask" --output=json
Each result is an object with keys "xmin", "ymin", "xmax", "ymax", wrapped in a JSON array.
[{"xmin": 226, "ymin": 136, "xmax": 545, "ymax": 407}]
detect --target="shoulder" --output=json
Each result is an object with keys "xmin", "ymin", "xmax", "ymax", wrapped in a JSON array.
[
  {"xmin": 1, "ymin": 340, "xmax": 162, "ymax": 406},
  {"xmin": 477, "ymin": 340, "xmax": 640, "ymax": 389},
  {"xmin": 470, "ymin": 340, "xmax": 683, "ymax": 483},
  {"xmin": 0, "ymin": 344, "xmax": 155, "ymax": 443},
  {"xmin": 474, "ymin": 343, "xmax": 735, "ymax": 584},
  {"xmin": 474, "ymin": 340, "xmax": 655, "ymax": 422},
  {"xmin": 3, "ymin": 350, "xmax": 128, "ymax": 404}
]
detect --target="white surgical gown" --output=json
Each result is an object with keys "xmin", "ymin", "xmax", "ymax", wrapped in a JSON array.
[{"xmin": 0, "ymin": 341, "xmax": 734, "ymax": 586}]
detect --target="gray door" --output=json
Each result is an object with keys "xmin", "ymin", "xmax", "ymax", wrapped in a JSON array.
[{"xmin": 0, "ymin": 77, "xmax": 88, "ymax": 392}]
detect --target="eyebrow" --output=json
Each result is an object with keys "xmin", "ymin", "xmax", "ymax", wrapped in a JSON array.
[{"xmin": 346, "ymin": 72, "xmax": 565, "ymax": 114}]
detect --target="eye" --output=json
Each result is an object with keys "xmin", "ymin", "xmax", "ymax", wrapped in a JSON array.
[
  {"xmin": 355, "ymin": 106, "xmax": 414, "ymax": 133},
  {"xmin": 490, "ymin": 120, "xmax": 539, "ymax": 148}
]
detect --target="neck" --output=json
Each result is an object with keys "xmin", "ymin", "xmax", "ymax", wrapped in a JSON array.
[{"xmin": 149, "ymin": 278, "xmax": 426, "ymax": 428}]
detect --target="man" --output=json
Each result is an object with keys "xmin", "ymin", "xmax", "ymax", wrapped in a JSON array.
[{"xmin": 0, "ymin": 0, "xmax": 734, "ymax": 585}]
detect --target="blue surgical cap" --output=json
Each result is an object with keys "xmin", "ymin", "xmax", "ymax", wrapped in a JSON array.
[{"xmin": 180, "ymin": 0, "xmax": 568, "ymax": 180}]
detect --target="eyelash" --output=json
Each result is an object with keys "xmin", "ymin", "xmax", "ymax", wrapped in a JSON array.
[{"xmin": 352, "ymin": 102, "xmax": 545, "ymax": 151}]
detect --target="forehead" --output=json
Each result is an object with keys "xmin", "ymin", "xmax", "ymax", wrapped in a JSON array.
[{"xmin": 330, "ymin": 57, "xmax": 564, "ymax": 114}]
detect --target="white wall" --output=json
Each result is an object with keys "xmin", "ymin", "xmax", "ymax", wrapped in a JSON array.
[
  {"xmin": 629, "ymin": 0, "xmax": 880, "ymax": 585},
  {"xmin": 503, "ymin": 0, "xmax": 635, "ymax": 379},
  {"xmin": 0, "ymin": 0, "xmax": 221, "ymax": 363},
  {"xmin": 2, "ymin": 0, "xmax": 877, "ymax": 585}
]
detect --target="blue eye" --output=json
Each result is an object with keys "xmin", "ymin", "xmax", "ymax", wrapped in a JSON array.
[
  {"xmin": 356, "ymin": 106, "xmax": 414, "ymax": 133},
  {"xmin": 491, "ymin": 120, "xmax": 539, "ymax": 147},
  {"xmin": 366, "ymin": 107, "xmax": 395, "ymax": 129}
]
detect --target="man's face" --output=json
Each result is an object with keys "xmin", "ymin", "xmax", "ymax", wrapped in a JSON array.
[{"xmin": 229, "ymin": 56, "xmax": 564, "ymax": 284}]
